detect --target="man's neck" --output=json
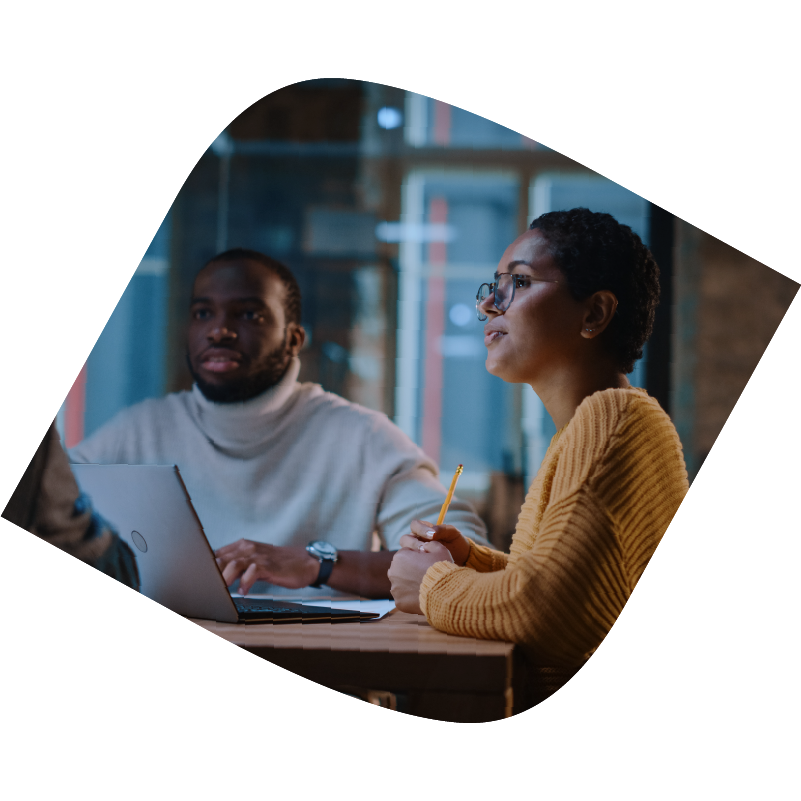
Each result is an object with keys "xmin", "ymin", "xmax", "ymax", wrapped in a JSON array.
[
  {"xmin": 193, "ymin": 356, "xmax": 301, "ymax": 414},
  {"xmin": 195, "ymin": 358, "xmax": 298, "ymax": 406}
]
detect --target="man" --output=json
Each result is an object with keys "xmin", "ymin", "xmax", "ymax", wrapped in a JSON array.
[
  {"xmin": 4, "ymin": 423, "xmax": 140, "ymax": 590},
  {"xmin": 71, "ymin": 248, "xmax": 487, "ymax": 598}
]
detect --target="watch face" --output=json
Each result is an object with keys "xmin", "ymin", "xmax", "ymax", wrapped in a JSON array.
[{"xmin": 309, "ymin": 540, "xmax": 337, "ymax": 559}]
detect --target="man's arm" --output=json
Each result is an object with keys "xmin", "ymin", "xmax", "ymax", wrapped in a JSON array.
[
  {"xmin": 356, "ymin": 413, "xmax": 490, "ymax": 551},
  {"xmin": 4, "ymin": 423, "xmax": 140, "ymax": 590},
  {"xmin": 323, "ymin": 549, "xmax": 394, "ymax": 597},
  {"xmin": 68, "ymin": 410, "xmax": 127, "ymax": 464},
  {"xmin": 376, "ymin": 466, "xmax": 490, "ymax": 550},
  {"xmin": 214, "ymin": 540, "xmax": 394, "ymax": 598}
]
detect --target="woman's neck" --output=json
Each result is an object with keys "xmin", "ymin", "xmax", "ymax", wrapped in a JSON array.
[{"xmin": 533, "ymin": 359, "xmax": 630, "ymax": 431}]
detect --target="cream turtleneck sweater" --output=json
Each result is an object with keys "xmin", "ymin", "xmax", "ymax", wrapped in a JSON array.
[{"xmin": 70, "ymin": 359, "xmax": 487, "ymax": 565}]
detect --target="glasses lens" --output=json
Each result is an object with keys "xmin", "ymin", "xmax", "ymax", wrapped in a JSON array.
[
  {"xmin": 476, "ymin": 283, "xmax": 492, "ymax": 321},
  {"xmin": 494, "ymin": 274, "xmax": 513, "ymax": 311}
]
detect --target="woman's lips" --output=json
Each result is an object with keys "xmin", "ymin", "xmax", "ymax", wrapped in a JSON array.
[{"xmin": 484, "ymin": 331, "xmax": 506, "ymax": 347}]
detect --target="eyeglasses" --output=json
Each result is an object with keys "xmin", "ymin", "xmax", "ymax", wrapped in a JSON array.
[{"xmin": 476, "ymin": 273, "xmax": 559, "ymax": 321}]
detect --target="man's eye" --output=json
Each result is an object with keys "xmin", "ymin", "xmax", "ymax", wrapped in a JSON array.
[
  {"xmin": 241, "ymin": 311, "xmax": 263, "ymax": 322},
  {"xmin": 514, "ymin": 277, "xmax": 530, "ymax": 288},
  {"xmin": 193, "ymin": 308, "xmax": 212, "ymax": 320}
]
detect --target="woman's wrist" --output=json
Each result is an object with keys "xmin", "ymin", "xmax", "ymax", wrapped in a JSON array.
[{"xmin": 457, "ymin": 538, "xmax": 472, "ymax": 567}]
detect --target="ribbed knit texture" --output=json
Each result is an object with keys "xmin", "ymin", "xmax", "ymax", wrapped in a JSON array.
[{"xmin": 420, "ymin": 387, "xmax": 688, "ymax": 672}]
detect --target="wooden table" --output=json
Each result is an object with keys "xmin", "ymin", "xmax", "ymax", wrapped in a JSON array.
[{"xmin": 193, "ymin": 608, "xmax": 521, "ymax": 722}]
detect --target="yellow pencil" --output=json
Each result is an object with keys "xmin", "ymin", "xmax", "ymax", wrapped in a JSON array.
[{"xmin": 436, "ymin": 464, "xmax": 464, "ymax": 525}]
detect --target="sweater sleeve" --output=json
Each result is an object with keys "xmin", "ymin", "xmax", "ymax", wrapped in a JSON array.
[
  {"xmin": 362, "ymin": 413, "xmax": 490, "ymax": 550},
  {"xmin": 420, "ymin": 485, "xmax": 628, "ymax": 666},
  {"xmin": 419, "ymin": 391, "xmax": 688, "ymax": 667},
  {"xmin": 377, "ymin": 469, "xmax": 490, "ymax": 550},
  {"xmin": 4, "ymin": 424, "xmax": 140, "ymax": 590},
  {"xmin": 465, "ymin": 539, "xmax": 509, "ymax": 573},
  {"xmin": 69, "ymin": 409, "xmax": 127, "ymax": 464}
]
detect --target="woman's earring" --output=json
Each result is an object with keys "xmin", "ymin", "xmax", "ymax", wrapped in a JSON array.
[{"xmin": 584, "ymin": 327, "xmax": 596, "ymax": 332}]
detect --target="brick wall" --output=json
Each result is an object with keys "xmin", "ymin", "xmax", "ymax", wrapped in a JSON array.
[{"xmin": 673, "ymin": 221, "xmax": 798, "ymax": 478}]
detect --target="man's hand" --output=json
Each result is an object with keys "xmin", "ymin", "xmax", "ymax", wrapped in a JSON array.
[
  {"xmin": 388, "ymin": 541, "xmax": 453, "ymax": 615},
  {"xmin": 399, "ymin": 519, "xmax": 471, "ymax": 566},
  {"xmin": 215, "ymin": 539, "xmax": 320, "ymax": 594}
]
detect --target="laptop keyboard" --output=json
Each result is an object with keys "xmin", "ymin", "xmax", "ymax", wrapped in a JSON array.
[
  {"xmin": 232, "ymin": 597, "xmax": 377, "ymax": 621},
  {"xmin": 234, "ymin": 598, "xmax": 308, "ymax": 614}
]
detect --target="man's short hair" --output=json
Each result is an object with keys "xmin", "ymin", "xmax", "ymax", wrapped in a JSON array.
[
  {"xmin": 529, "ymin": 208, "xmax": 660, "ymax": 374},
  {"xmin": 203, "ymin": 248, "xmax": 302, "ymax": 326}
]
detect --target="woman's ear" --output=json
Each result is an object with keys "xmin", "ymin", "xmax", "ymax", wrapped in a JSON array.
[{"xmin": 580, "ymin": 290, "xmax": 618, "ymax": 338}]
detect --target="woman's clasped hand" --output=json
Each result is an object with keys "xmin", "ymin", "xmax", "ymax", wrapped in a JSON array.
[{"xmin": 388, "ymin": 520, "xmax": 469, "ymax": 614}]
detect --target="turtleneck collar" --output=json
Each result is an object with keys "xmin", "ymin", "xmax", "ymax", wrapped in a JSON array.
[{"xmin": 188, "ymin": 356, "xmax": 302, "ymax": 455}]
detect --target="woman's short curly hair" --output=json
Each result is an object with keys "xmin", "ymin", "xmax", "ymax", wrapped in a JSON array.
[{"xmin": 529, "ymin": 208, "xmax": 660, "ymax": 374}]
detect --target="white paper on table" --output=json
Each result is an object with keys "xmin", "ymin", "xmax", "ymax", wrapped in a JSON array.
[{"xmin": 299, "ymin": 598, "xmax": 396, "ymax": 620}]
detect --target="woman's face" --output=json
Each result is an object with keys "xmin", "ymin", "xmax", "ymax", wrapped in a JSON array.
[{"xmin": 482, "ymin": 229, "xmax": 588, "ymax": 385}]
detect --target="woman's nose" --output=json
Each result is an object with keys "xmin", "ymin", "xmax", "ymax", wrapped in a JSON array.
[{"xmin": 480, "ymin": 292, "xmax": 499, "ymax": 317}]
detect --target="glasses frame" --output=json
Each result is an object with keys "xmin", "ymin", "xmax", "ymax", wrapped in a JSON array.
[{"xmin": 476, "ymin": 272, "xmax": 559, "ymax": 321}]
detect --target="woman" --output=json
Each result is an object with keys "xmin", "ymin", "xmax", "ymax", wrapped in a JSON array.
[{"xmin": 388, "ymin": 208, "xmax": 688, "ymax": 703}]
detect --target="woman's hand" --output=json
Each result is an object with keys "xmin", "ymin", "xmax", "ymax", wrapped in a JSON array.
[
  {"xmin": 399, "ymin": 519, "xmax": 472, "ymax": 566},
  {"xmin": 388, "ymin": 542, "xmax": 453, "ymax": 614}
]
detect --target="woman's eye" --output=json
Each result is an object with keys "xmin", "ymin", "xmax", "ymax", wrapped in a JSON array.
[
  {"xmin": 241, "ymin": 311, "xmax": 263, "ymax": 322},
  {"xmin": 514, "ymin": 277, "xmax": 530, "ymax": 288},
  {"xmin": 193, "ymin": 308, "xmax": 212, "ymax": 320}
]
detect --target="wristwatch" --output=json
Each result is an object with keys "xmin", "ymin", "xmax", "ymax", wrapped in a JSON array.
[{"xmin": 306, "ymin": 540, "xmax": 338, "ymax": 588}]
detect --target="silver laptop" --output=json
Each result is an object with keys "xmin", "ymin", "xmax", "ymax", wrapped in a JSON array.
[{"xmin": 72, "ymin": 464, "xmax": 379, "ymax": 624}]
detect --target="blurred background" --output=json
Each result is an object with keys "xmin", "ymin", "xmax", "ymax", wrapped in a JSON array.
[{"xmin": 58, "ymin": 78, "xmax": 799, "ymax": 551}]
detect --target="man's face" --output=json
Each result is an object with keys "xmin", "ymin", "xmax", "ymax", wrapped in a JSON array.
[{"xmin": 187, "ymin": 259, "xmax": 305, "ymax": 403}]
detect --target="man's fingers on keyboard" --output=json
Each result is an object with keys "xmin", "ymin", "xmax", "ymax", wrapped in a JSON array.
[
  {"xmin": 222, "ymin": 558, "xmax": 248, "ymax": 586},
  {"xmin": 238, "ymin": 563, "xmax": 259, "ymax": 595}
]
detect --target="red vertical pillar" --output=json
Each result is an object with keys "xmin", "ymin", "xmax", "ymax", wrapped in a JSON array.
[
  {"xmin": 432, "ymin": 100, "xmax": 451, "ymax": 146},
  {"xmin": 421, "ymin": 197, "xmax": 448, "ymax": 467},
  {"xmin": 64, "ymin": 363, "xmax": 87, "ymax": 448}
]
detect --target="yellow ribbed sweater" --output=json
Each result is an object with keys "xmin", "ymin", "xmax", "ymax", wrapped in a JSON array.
[{"xmin": 420, "ymin": 387, "xmax": 689, "ymax": 670}]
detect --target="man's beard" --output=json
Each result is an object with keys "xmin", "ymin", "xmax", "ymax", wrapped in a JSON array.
[{"xmin": 188, "ymin": 341, "xmax": 293, "ymax": 404}]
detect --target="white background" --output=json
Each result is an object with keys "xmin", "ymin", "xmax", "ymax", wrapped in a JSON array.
[{"xmin": 1, "ymin": 1, "xmax": 798, "ymax": 798}]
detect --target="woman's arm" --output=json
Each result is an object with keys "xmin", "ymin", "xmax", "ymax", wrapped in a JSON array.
[
  {"xmin": 402, "ymin": 520, "xmax": 509, "ymax": 572},
  {"xmin": 416, "ymin": 394, "xmax": 688, "ymax": 665},
  {"xmin": 390, "ymin": 521, "xmax": 511, "ymax": 614},
  {"xmin": 420, "ymin": 487, "xmax": 628, "ymax": 667}
]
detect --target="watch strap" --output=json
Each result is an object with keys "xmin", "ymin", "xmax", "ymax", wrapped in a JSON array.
[{"xmin": 311, "ymin": 555, "xmax": 335, "ymax": 588}]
